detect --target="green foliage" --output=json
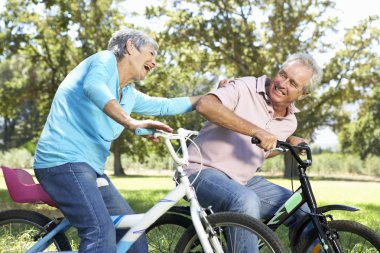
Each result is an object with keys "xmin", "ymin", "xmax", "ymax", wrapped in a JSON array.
[
  {"xmin": 0, "ymin": 148, "xmax": 34, "ymax": 168},
  {"xmin": 261, "ymin": 152, "xmax": 380, "ymax": 177},
  {"xmin": 146, "ymin": 0, "xmax": 380, "ymax": 152},
  {"xmin": 339, "ymin": 87, "xmax": 380, "ymax": 159},
  {"xmin": 1, "ymin": 0, "xmax": 380, "ymax": 168},
  {"xmin": 147, "ymin": 0, "xmax": 337, "ymax": 78},
  {"xmin": 0, "ymin": 175, "xmax": 378, "ymax": 250},
  {"xmin": 0, "ymin": 0, "xmax": 123, "ymax": 150}
]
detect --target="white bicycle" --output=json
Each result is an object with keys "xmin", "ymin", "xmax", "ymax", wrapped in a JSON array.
[{"xmin": 0, "ymin": 128, "xmax": 285, "ymax": 253}]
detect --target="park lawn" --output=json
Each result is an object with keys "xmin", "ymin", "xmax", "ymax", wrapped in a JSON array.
[{"xmin": 0, "ymin": 173, "xmax": 379, "ymax": 250}]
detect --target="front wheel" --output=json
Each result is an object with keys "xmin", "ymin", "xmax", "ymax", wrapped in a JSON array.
[
  {"xmin": 174, "ymin": 212, "xmax": 286, "ymax": 253},
  {"xmin": 295, "ymin": 220, "xmax": 380, "ymax": 252},
  {"xmin": 0, "ymin": 209, "xmax": 72, "ymax": 252},
  {"xmin": 146, "ymin": 212, "xmax": 192, "ymax": 252}
]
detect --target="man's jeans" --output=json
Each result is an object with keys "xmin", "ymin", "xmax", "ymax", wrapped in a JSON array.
[
  {"xmin": 35, "ymin": 162, "xmax": 147, "ymax": 253},
  {"xmin": 189, "ymin": 168, "xmax": 311, "ymax": 252}
]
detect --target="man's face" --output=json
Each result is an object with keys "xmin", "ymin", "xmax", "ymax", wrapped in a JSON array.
[
  {"xmin": 268, "ymin": 61, "xmax": 313, "ymax": 105},
  {"xmin": 129, "ymin": 44, "xmax": 157, "ymax": 81}
]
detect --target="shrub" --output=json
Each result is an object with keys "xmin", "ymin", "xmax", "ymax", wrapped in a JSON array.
[{"xmin": 0, "ymin": 148, "xmax": 34, "ymax": 169}]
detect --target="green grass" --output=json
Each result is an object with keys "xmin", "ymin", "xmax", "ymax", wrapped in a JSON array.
[{"xmin": 0, "ymin": 173, "xmax": 379, "ymax": 251}]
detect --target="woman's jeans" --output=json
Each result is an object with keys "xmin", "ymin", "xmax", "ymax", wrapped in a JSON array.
[
  {"xmin": 189, "ymin": 168, "xmax": 311, "ymax": 252},
  {"xmin": 35, "ymin": 162, "xmax": 147, "ymax": 253}
]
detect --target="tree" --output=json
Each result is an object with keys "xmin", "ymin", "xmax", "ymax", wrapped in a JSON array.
[
  {"xmin": 146, "ymin": 0, "xmax": 337, "ymax": 136},
  {"xmin": 145, "ymin": 0, "xmax": 380, "ymax": 175},
  {"xmin": 2, "ymin": 0, "xmax": 379, "ymax": 175},
  {"xmin": 0, "ymin": 0, "xmax": 206, "ymax": 175},
  {"xmin": 0, "ymin": 0, "xmax": 125, "ymax": 174},
  {"xmin": 322, "ymin": 17, "xmax": 380, "ymax": 157},
  {"xmin": 339, "ymin": 87, "xmax": 380, "ymax": 159}
]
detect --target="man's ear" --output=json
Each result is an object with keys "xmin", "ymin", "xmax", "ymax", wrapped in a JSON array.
[
  {"xmin": 125, "ymin": 39, "xmax": 134, "ymax": 55},
  {"xmin": 298, "ymin": 93, "xmax": 309, "ymax": 100}
]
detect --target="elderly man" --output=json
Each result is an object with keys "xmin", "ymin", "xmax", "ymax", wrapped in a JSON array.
[{"xmin": 185, "ymin": 53, "xmax": 323, "ymax": 251}]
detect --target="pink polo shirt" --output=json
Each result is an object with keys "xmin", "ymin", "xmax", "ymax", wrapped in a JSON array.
[{"xmin": 185, "ymin": 76, "xmax": 299, "ymax": 184}]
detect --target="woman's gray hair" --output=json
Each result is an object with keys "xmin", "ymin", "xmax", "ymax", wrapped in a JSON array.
[
  {"xmin": 282, "ymin": 53, "xmax": 323, "ymax": 94},
  {"xmin": 107, "ymin": 27, "xmax": 159, "ymax": 59}
]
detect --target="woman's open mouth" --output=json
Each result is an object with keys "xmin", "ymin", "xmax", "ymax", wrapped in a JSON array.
[{"xmin": 144, "ymin": 64, "xmax": 151, "ymax": 72}]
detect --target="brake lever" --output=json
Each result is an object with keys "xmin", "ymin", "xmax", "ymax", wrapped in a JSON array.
[{"xmin": 271, "ymin": 147, "xmax": 288, "ymax": 153}]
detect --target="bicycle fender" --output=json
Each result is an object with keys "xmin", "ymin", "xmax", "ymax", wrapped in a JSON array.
[
  {"xmin": 289, "ymin": 204, "xmax": 359, "ymax": 247},
  {"xmin": 168, "ymin": 206, "xmax": 191, "ymax": 216},
  {"xmin": 317, "ymin": 204, "xmax": 359, "ymax": 213}
]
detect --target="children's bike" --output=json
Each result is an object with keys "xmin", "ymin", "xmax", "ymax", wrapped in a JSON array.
[
  {"xmin": 147, "ymin": 138, "xmax": 380, "ymax": 253},
  {"xmin": 0, "ymin": 128, "xmax": 286, "ymax": 253}
]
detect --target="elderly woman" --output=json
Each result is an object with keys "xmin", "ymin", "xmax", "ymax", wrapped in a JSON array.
[{"xmin": 33, "ymin": 28, "xmax": 200, "ymax": 253}]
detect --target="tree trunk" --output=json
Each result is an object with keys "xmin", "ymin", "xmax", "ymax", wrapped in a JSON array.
[
  {"xmin": 112, "ymin": 138, "xmax": 126, "ymax": 176},
  {"xmin": 283, "ymin": 151, "xmax": 298, "ymax": 178}
]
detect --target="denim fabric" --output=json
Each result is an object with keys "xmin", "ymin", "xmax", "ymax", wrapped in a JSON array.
[
  {"xmin": 35, "ymin": 163, "xmax": 147, "ymax": 253},
  {"xmin": 189, "ymin": 168, "xmax": 310, "ymax": 252}
]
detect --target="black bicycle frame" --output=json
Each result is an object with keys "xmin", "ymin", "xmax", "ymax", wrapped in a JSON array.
[{"xmin": 262, "ymin": 139, "xmax": 346, "ymax": 253}]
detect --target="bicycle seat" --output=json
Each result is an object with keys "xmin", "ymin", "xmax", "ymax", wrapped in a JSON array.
[{"xmin": 1, "ymin": 166, "xmax": 57, "ymax": 207}]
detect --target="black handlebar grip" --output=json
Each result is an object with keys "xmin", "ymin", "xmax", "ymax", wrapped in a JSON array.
[{"xmin": 251, "ymin": 137, "xmax": 261, "ymax": 144}]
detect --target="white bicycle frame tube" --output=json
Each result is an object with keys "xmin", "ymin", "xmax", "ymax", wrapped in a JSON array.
[{"xmin": 115, "ymin": 164, "xmax": 215, "ymax": 253}]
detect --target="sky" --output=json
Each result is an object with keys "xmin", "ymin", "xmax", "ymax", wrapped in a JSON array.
[{"xmin": 1, "ymin": 0, "xmax": 379, "ymax": 149}]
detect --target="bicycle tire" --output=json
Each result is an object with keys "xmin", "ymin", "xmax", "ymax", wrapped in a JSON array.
[
  {"xmin": 174, "ymin": 212, "xmax": 286, "ymax": 253},
  {"xmin": 0, "ymin": 209, "xmax": 72, "ymax": 252},
  {"xmin": 295, "ymin": 219, "xmax": 380, "ymax": 253},
  {"xmin": 146, "ymin": 212, "xmax": 192, "ymax": 253}
]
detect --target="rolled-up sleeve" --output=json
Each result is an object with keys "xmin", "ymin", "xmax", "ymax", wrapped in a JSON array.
[
  {"xmin": 132, "ymin": 89, "xmax": 192, "ymax": 116},
  {"xmin": 209, "ymin": 79, "xmax": 242, "ymax": 111}
]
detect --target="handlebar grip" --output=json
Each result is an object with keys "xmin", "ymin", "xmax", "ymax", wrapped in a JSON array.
[
  {"xmin": 135, "ymin": 128, "xmax": 156, "ymax": 136},
  {"xmin": 251, "ymin": 137, "xmax": 261, "ymax": 144}
]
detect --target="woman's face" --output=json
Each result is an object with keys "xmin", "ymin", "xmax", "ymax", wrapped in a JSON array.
[{"xmin": 129, "ymin": 44, "xmax": 157, "ymax": 81}]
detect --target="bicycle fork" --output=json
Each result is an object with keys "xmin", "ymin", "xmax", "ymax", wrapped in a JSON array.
[
  {"xmin": 300, "ymin": 167, "xmax": 342, "ymax": 253},
  {"xmin": 187, "ymin": 185, "xmax": 224, "ymax": 252},
  {"xmin": 199, "ymin": 207, "xmax": 225, "ymax": 253}
]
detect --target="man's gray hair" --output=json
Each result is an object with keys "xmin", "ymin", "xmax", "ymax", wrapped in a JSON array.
[
  {"xmin": 107, "ymin": 27, "xmax": 159, "ymax": 59},
  {"xmin": 282, "ymin": 53, "xmax": 323, "ymax": 94}
]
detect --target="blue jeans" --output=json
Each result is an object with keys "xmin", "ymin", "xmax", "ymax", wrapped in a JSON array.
[
  {"xmin": 35, "ymin": 162, "xmax": 147, "ymax": 253},
  {"xmin": 189, "ymin": 168, "xmax": 310, "ymax": 252}
]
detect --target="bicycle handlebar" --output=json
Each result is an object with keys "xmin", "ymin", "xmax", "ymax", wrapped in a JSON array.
[
  {"xmin": 135, "ymin": 128, "xmax": 199, "ymax": 165},
  {"xmin": 251, "ymin": 137, "xmax": 312, "ymax": 168}
]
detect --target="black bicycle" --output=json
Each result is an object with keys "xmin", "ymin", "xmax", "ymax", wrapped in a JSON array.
[{"xmin": 147, "ymin": 139, "xmax": 380, "ymax": 252}]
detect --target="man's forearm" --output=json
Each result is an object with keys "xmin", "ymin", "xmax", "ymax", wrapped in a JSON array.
[{"xmin": 196, "ymin": 94, "xmax": 261, "ymax": 137}]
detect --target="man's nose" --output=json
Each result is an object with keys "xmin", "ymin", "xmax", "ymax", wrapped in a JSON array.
[
  {"xmin": 151, "ymin": 58, "xmax": 157, "ymax": 69},
  {"xmin": 279, "ymin": 77, "xmax": 290, "ymax": 87}
]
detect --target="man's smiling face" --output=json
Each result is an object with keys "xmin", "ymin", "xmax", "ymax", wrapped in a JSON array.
[{"xmin": 269, "ymin": 60, "xmax": 313, "ymax": 105}]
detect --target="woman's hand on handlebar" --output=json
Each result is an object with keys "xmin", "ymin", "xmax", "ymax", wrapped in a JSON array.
[{"xmin": 128, "ymin": 119, "xmax": 173, "ymax": 142}]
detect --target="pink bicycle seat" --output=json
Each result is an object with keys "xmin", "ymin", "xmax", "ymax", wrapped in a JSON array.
[{"xmin": 1, "ymin": 166, "xmax": 57, "ymax": 207}]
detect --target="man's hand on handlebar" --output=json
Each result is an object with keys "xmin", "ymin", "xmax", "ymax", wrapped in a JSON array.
[
  {"xmin": 253, "ymin": 129, "xmax": 278, "ymax": 151},
  {"xmin": 286, "ymin": 136, "xmax": 309, "ymax": 155}
]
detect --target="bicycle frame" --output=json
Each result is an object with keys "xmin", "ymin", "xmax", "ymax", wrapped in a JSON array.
[
  {"xmin": 7, "ymin": 128, "xmax": 222, "ymax": 253},
  {"xmin": 160, "ymin": 140, "xmax": 362, "ymax": 253},
  {"xmin": 27, "ymin": 166, "xmax": 211, "ymax": 253},
  {"xmin": 264, "ymin": 171, "xmax": 334, "ymax": 252},
  {"xmin": 262, "ymin": 141, "xmax": 359, "ymax": 253}
]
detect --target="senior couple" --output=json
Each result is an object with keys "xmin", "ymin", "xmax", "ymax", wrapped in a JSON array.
[{"xmin": 33, "ymin": 27, "xmax": 322, "ymax": 252}]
